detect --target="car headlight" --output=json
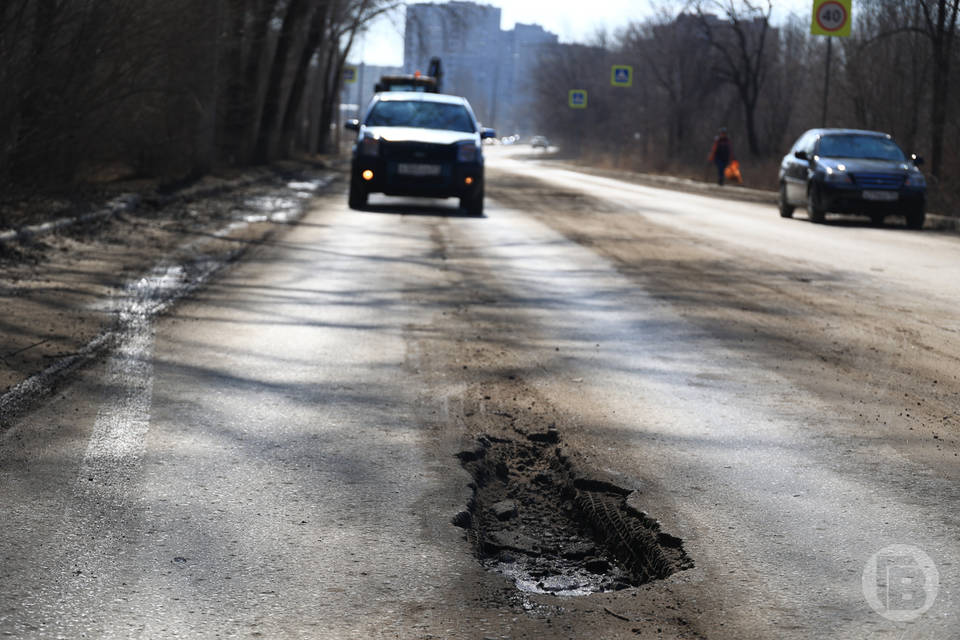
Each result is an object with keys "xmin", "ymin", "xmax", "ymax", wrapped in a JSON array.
[
  {"xmin": 824, "ymin": 166, "xmax": 852, "ymax": 183},
  {"xmin": 905, "ymin": 172, "xmax": 926, "ymax": 187},
  {"xmin": 456, "ymin": 142, "xmax": 478, "ymax": 163},
  {"xmin": 359, "ymin": 134, "xmax": 379, "ymax": 157}
]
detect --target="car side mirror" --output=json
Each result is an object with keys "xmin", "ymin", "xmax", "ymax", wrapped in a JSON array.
[
  {"xmin": 345, "ymin": 119, "xmax": 360, "ymax": 131},
  {"xmin": 794, "ymin": 150, "xmax": 808, "ymax": 161},
  {"xmin": 480, "ymin": 127, "xmax": 496, "ymax": 139},
  {"xmin": 911, "ymin": 153, "xmax": 924, "ymax": 166}
]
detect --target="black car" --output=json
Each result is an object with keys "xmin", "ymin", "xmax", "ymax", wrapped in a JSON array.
[
  {"xmin": 345, "ymin": 92, "xmax": 495, "ymax": 216},
  {"xmin": 778, "ymin": 128, "xmax": 927, "ymax": 229}
]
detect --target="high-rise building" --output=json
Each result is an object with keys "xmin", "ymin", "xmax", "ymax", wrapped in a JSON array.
[{"xmin": 403, "ymin": 1, "xmax": 557, "ymax": 135}]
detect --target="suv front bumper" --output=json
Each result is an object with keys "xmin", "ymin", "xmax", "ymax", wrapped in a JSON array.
[{"xmin": 352, "ymin": 157, "xmax": 483, "ymax": 200}]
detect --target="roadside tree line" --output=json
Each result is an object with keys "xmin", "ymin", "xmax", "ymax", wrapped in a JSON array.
[
  {"xmin": 0, "ymin": 0, "xmax": 394, "ymax": 188},
  {"xmin": 531, "ymin": 0, "xmax": 959, "ymax": 205}
]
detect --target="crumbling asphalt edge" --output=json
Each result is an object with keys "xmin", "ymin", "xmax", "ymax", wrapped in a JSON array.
[{"xmin": 0, "ymin": 172, "xmax": 338, "ymax": 430}]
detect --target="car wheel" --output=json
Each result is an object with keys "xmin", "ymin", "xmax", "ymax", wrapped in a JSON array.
[
  {"xmin": 869, "ymin": 213, "xmax": 885, "ymax": 227},
  {"xmin": 778, "ymin": 183, "xmax": 794, "ymax": 218},
  {"xmin": 807, "ymin": 186, "xmax": 826, "ymax": 223},
  {"xmin": 461, "ymin": 182, "xmax": 484, "ymax": 217},
  {"xmin": 905, "ymin": 207, "xmax": 925, "ymax": 230},
  {"xmin": 348, "ymin": 174, "xmax": 368, "ymax": 210}
]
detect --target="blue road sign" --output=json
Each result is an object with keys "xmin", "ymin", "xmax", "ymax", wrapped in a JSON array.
[
  {"xmin": 569, "ymin": 89, "xmax": 588, "ymax": 108},
  {"xmin": 611, "ymin": 65, "xmax": 633, "ymax": 87}
]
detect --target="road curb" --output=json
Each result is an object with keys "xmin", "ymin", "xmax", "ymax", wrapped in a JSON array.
[
  {"xmin": 0, "ymin": 171, "xmax": 279, "ymax": 247},
  {"xmin": 547, "ymin": 160, "xmax": 960, "ymax": 232},
  {"xmin": 0, "ymin": 194, "xmax": 141, "ymax": 245}
]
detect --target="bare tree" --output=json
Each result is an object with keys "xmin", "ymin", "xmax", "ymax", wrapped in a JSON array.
[
  {"xmin": 530, "ymin": 42, "xmax": 611, "ymax": 156},
  {"xmin": 918, "ymin": 0, "xmax": 960, "ymax": 178},
  {"xmin": 758, "ymin": 14, "xmax": 809, "ymax": 150},
  {"xmin": 620, "ymin": 8, "xmax": 721, "ymax": 159},
  {"xmin": 312, "ymin": 0, "xmax": 395, "ymax": 153},
  {"xmin": 279, "ymin": 1, "xmax": 333, "ymax": 155},
  {"xmin": 0, "ymin": 0, "xmax": 957, "ymax": 206},
  {"xmin": 691, "ymin": 0, "xmax": 775, "ymax": 156},
  {"xmin": 218, "ymin": 0, "xmax": 284, "ymax": 167},
  {"xmin": 254, "ymin": 0, "xmax": 319, "ymax": 163},
  {"xmin": 843, "ymin": 2, "xmax": 928, "ymax": 149}
]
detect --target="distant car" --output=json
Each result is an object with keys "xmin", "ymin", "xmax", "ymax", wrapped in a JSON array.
[
  {"xmin": 345, "ymin": 92, "xmax": 495, "ymax": 216},
  {"xmin": 530, "ymin": 136, "xmax": 549, "ymax": 149},
  {"xmin": 778, "ymin": 128, "xmax": 926, "ymax": 229}
]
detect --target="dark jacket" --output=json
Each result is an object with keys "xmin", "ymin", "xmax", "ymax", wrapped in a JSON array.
[{"xmin": 709, "ymin": 135, "xmax": 732, "ymax": 166}]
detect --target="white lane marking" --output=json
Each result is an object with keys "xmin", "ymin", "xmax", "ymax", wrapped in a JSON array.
[
  {"xmin": 76, "ymin": 326, "xmax": 154, "ymax": 488},
  {"xmin": 74, "ymin": 267, "xmax": 183, "ymax": 497}
]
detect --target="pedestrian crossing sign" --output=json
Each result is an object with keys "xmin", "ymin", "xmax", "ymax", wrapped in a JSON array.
[
  {"xmin": 569, "ymin": 90, "xmax": 588, "ymax": 109},
  {"xmin": 611, "ymin": 65, "xmax": 633, "ymax": 87}
]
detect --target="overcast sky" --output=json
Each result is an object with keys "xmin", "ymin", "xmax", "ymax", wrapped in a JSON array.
[{"xmin": 354, "ymin": 0, "xmax": 818, "ymax": 67}]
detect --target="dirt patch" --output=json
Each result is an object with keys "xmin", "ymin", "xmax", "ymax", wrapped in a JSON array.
[
  {"xmin": 0, "ymin": 164, "xmax": 335, "ymax": 428},
  {"xmin": 455, "ymin": 428, "xmax": 691, "ymax": 596}
]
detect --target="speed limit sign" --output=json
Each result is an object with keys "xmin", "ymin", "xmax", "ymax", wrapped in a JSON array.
[{"xmin": 811, "ymin": 0, "xmax": 851, "ymax": 37}]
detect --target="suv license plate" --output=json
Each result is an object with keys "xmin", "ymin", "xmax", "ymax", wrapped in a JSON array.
[
  {"xmin": 862, "ymin": 190, "xmax": 898, "ymax": 202},
  {"xmin": 397, "ymin": 163, "xmax": 441, "ymax": 176}
]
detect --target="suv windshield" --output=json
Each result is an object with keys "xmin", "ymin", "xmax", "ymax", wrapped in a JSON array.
[
  {"xmin": 818, "ymin": 135, "xmax": 905, "ymax": 161},
  {"xmin": 366, "ymin": 100, "xmax": 475, "ymax": 133}
]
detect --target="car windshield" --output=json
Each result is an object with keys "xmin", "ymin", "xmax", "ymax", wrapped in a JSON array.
[
  {"xmin": 366, "ymin": 100, "xmax": 475, "ymax": 133},
  {"xmin": 818, "ymin": 135, "xmax": 905, "ymax": 161}
]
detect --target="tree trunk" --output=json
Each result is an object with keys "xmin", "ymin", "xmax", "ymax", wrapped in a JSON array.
[
  {"xmin": 742, "ymin": 95, "xmax": 760, "ymax": 157},
  {"xmin": 254, "ymin": 0, "xmax": 311, "ymax": 164},
  {"xmin": 229, "ymin": 0, "xmax": 277, "ymax": 165},
  {"xmin": 216, "ymin": 0, "xmax": 251, "ymax": 165},
  {"xmin": 280, "ymin": 2, "xmax": 331, "ymax": 155},
  {"xmin": 925, "ymin": 0, "xmax": 959, "ymax": 179},
  {"xmin": 929, "ymin": 56, "xmax": 949, "ymax": 179},
  {"xmin": 9, "ymin": 0, "xmax": 59, "ymax": 181},
  {"xmin": 315, "ymin": 39, "xmax": 341, "ymax": 154}
]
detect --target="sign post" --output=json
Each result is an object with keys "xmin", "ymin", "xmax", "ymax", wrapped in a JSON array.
[{"xmin": 811, "ymin": 0, "xmax": 851, "ymax": 126}]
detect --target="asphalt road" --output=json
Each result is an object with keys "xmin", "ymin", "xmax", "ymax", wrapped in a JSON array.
[{"xmin": 1, "ymin": 148, "xmax": 958, "ymax": 639}]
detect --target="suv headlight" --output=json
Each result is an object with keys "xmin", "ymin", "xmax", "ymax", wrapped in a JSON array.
[
  {"xmin": 824, "ymin": 166, "xmax": 852, "ymax": 183},
  {"xmin": 359, "ymin": 134, "xmax": 379, "ymax": 157},
  {"xmin": 456, "ymin": 142, "xmax": 478, "ymax": 163},
  {"xmin": 905, "ymin": 172, "xmax": 926, "ymax": 187}
]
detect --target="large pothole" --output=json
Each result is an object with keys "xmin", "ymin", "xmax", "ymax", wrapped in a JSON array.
[{"xmin": 454, "ymin": 429, "xmax": 692, "ymax": 596}]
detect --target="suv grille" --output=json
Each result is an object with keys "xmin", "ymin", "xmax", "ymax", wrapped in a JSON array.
[
  {"xmin": 853, "ymin": 173, "xmax": 903, "ymax": 189},
  {"xmin": 380, "ymin": 141, "xmax": 453, "ymax": 163}
]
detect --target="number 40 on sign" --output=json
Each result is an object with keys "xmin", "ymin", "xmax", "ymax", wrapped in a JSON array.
[{"xmin": 811, "ymin": 0, "xmax": 851, "ymax": 37}]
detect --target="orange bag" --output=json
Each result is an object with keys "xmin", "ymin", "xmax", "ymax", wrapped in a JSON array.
[{"xmin": 724, "ymin": 160, "xmax": 743, "ymax": 184}]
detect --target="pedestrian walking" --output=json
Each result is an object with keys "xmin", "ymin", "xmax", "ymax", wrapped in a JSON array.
[{"xmin": 708, "ymin": 127, "xmax": 733, "ymax": 186}]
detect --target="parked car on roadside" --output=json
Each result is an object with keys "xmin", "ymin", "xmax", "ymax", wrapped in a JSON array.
[
  {"xmin": 778, "ymin": 128, "xmax": 926, "ymax": 229},
  {"xmin": 345, "ymin": 92, "xmax": 495, "ymax": 216}
]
